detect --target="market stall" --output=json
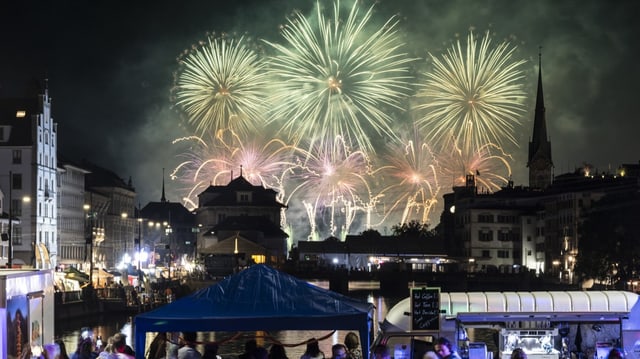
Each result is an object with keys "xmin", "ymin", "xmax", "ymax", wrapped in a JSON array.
[{"xmin": 0, "ymin": 269, "xmax": 55, "ymax": 359}]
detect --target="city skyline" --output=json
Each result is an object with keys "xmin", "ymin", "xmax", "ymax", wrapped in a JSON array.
[{"xmin": 1, "ymin": 0, "xmax": 639, "ymax": 238}]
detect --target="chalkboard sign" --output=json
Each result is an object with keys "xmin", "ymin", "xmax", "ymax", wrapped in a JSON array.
[{"xmin": 411, "ymin": 287, "xmax": 440, "ymax": 331}]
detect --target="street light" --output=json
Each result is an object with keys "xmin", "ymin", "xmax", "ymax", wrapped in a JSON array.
[
  {"xmin": 121, "ymin": 212, "xmax": 128, "ymax": 256},
  {"xmin": 7, "ymin": 171, "xmax": 14, "ymax": 268},
  {"xmin": 2, "ymin": 171, "xmax": 29, "ymax": 268},
  {"xmin": 84, "ymin": 203, "xmax": 95, "ymax": 286},
  {"xmin": 135, "ymin": 214, "xmax": 146, "ymax": 291}
]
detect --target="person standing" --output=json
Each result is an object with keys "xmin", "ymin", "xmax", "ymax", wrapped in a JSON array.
[
  {"xmin": 434, "ymin": 337, "xmax": 461, "ymax": 359},
  {"xmin": 202, "ymin": 343, "xmax": 221, "ymax": 359},
  {"xmin": 300, "ymin": 340, "xmax": 324, "ymax": 359},
  {"xmin": 113, "ymin": 334, "xmax": 135, "ymax": 357},
  {"xmin": 510, "ymin": 348, "xmax": 527, "ymax": 359},
  {"xmin": 239, "ymin": 340, "xmax": 257, "ymax": 359},
  {"xmin": 343, "ymin": 333, "xmax": 362, "ymax": 359},
  {"xmin": 147, "ymin": 333, "xmax": 168, "ymax": 359},
  {"xmin": 330, "ymin": 344, "xmax": 348, "ymax": 359},
  {"xmin": 268, "ymin": 344, "xmax": 288, "ymax": 359},
  {"xmin": 177, "ymin": 332, "xmax": 201, "ymax": 359},
  {"xmin": 55, "ymin": 339, "xmax": 71, "ymax": 359},
  {"xmin": 371, "ymin": 345, "xmax": 390, "ymax": 359}
]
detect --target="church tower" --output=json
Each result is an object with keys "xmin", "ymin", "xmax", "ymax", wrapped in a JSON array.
[{"xmin": 527, "ymin": 52, "xmax": 553, "ymax": 189}]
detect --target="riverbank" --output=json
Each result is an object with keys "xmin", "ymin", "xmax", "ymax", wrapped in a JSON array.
[{"xmin": 55, "ymin": 279, "xmax": 197, "ymax": 320}]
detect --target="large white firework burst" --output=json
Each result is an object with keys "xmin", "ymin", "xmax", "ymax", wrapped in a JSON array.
[
  {"xmin": 377, "ymin": 129, "xmax": 442, "ymax": 225},
  {"xmin": 415, "ymin": 30, "xmax": 527, "ymax": 154},
  {"xmin": 265, "ymin": 0, "xmax": 415, "ymax": 154},
  {"xmin": 174, "ymin": 35, "xmax": 270, "ymax": 136},
  {"xmin": 171, "ymin": 129, "xmax": 299, "ymax": 209}
]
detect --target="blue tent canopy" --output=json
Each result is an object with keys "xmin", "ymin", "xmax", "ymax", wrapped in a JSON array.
[{"xmin": 134, "ymin": 265, "xmax": 374, "ymax": 359}]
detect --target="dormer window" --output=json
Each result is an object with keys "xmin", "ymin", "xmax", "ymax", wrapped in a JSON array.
[{"xmin": 237, "ymin": 191, "xmax": 252, "ymax": 203}]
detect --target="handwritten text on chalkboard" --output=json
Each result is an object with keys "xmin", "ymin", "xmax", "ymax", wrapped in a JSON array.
[{"xmin": 411, "ymin": 287, "xmax": 440, "ymax": 331}]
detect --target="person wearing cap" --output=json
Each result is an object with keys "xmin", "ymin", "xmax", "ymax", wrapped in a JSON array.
[{"xmin": 113, "ymin": 333, "xmax": 135, "ymax": 357}]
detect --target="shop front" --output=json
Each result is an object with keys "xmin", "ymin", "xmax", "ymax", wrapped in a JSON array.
[{"xmin": 374, "ymin": 290, "xmax": 640, "ymax": 359}]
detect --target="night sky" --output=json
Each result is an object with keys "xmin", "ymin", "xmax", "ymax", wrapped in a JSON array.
[{"xmin": 2, "ymin": 0, "xmax": 639, "ymax": 211}]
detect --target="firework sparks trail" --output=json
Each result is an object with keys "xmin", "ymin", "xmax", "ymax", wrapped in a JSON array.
[
  {"xmin": 287, "ymin": 136, "xmax": 374, "ymax": 239},
  {"xmin": 439, "ymin": 139, "xmax": 513, "ymax": 192},
  {"xmin": 376, "ymin": 130, "xmax": 442, "ymax": 226},
  {"xmin": 265, "ymin": 0, "xmax": 415, "ymax": 154},
  {"xmin": 173, "ymin": 35, "xmax": 270, "ymax": 136},
  {"xmin": 171, "ymin": 130, "xmax": 300, "ymax": 210},
  {"xmin": 414, "ymin": 30, "xmax": 527, "ymax": 155}
]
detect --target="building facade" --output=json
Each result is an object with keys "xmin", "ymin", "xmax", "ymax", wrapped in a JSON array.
[
  {"xmin": 138, "ymin": 179, "xmax": 197, "ymax": 271},
  {"xmin": 0, "ymin": 84, "xmax": 57, "ymax": 268},
  {"xmin": 57, "ymin": 159, "xmax": 91, "ymax": 266},
  {"xmin": 82, "ymin": 160, "xmax": 136, "ymax": 269},
  {"xmin": 439, "ymin": 56, "xmax": 640, "ymax": 283},
  {"xmin": 195, "ymin": 173, "xmax": 288, "ymax": 268}
]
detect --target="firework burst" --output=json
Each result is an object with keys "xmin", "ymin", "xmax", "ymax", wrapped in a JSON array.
[
  {"xmin": 414, "ymin": 30, "xmax": 527, "ymax": 154},
  {"xmin": 173, "ymin": 35, "xmax": 270, "ymax": 136},
  {"xmin": 171, "ymin": 129, "xmax": 299, "ymax": 209},
  {"xmin": 377, "ymin": 129, "xmax": 442, "ymax": 225},
  {"xmin": 287, "ymin": 136, "xmax": 374, "ymax": 239},
  {"xmin": 265, "ymin": 0, "xmax": 415, "ymax": 153},
  {"xmin": 439, "ymin": 139, "xmax": 513, "ymax": 192}
]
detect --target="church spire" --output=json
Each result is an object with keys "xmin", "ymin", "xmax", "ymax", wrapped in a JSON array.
[
  {"xmin": 527, "ymin": 49, "xmax": 553, "ymax": 189},
  {"xmin": 532, "ymin": 52, "xmax": 548, "ymax": 145},
  {"xmin": 161, "ymin": 168, "xmax": 166, "ymax": 202}
]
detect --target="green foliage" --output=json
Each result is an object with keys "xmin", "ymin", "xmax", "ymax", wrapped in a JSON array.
[
  {"xmin": 391, "ymin": 220, "xmax": 436, "ymax": 239},
  {"xmin": 360, "ymin": 228, "xmax": 382, "ymax": 240}
]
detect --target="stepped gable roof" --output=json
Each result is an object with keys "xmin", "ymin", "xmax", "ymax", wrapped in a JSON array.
[
  {"xmin": 139, "ymin": 201, "xmax": 195, "ymax": 223},
  {"xmin": 210, "ymin": 215, "xmax": 288, "ymax": 237}
]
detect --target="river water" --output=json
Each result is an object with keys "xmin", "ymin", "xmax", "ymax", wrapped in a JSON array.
[{"xmin": 55, "ymin": 281, "xmax": 404, "ymax": 358}]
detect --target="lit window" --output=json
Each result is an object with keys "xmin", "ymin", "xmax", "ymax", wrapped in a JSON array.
[
  {"xmin": 16, "ymin": 110, "xmax": 26, "ymax": 118},
  {"xmin": 251, "ymin": 254, "xmax": 265, "ymax": 264}
]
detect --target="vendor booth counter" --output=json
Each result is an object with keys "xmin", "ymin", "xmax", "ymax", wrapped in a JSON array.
[
  {"xmin": 374, "ymin": 290, "xmax": 640, "ymax": 359},
  {"xmin": 1, "ymin": 269, "xmax": 55, "ymax": 359}
]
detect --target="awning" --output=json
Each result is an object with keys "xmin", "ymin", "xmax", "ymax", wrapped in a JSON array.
[{"xmin": 455, "ymin": 311, "xmax": 631, "ymax": 324}]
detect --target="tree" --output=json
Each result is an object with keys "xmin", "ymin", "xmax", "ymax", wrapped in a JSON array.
[
  {"xmin": 575, "ymin": 190, "xmax": 640, "ymax": 288},
  {"xmin": 391, "ymin": 220, "xmax": 436, "ymax": 240},
  {"xmin": 360, "ymin": 228, "xmax": 382, "ymax": 241}
]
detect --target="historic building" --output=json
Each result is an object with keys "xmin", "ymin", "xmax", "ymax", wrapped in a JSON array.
[
  {"xmin": 138, "ymin": 175, "xmax": 196, "ymax": 271},
  {"xmin": 195, "ymin": 172, "xmax": 288, "ymax": 271},
  {"xmin": 440, "ymin": 55, "xmax": 640, "ymax": 283},
  {"xmin": 81, "ymin": 160, "xmax": 136, "ymax": 269},
  {"xmin": 527, "ymin": 54, "xmax": 554, "ymax": 190},
  {"xmin": 57, "ymin": 158, "xmax": 91, "ymax": 266},
  {"xmin": 0, "ymin": 83, "xmax": 57, "ymax": 268}
]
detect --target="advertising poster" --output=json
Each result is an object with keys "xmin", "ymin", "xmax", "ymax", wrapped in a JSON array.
[
  {"xmin": 6, "ymin": 294, "xmax": 29, "ymax": 359},
  {"xmin": 29, "ymin": 294, "xmax": 44, "ymax": 350}
]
